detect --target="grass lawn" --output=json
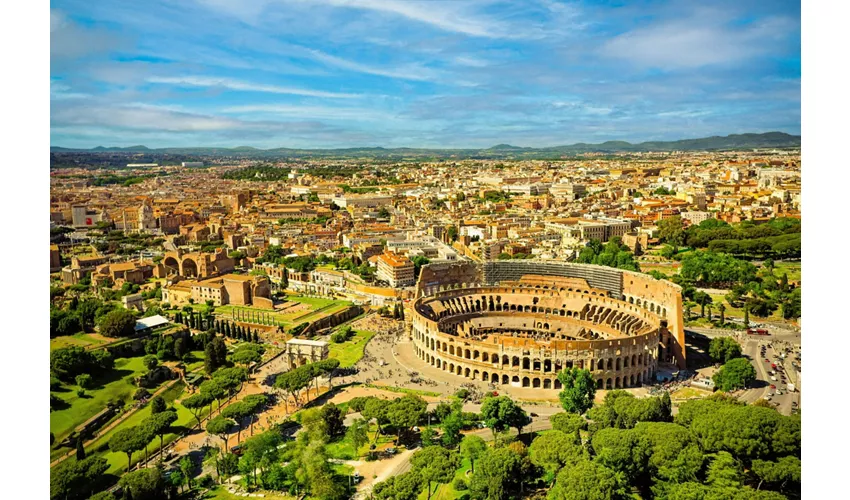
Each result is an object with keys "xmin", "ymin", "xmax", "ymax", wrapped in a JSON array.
[
  {"xmin": 363, "ymin": 384, "xmax": 442, "ymax": 398},
  {"xmin": 418, "ymin": 458, "xmax": 472, "ymax": 500},
  {"xmin": 771, "ymin": 261, "xmax": 801, "ymax": 282},
  {"xmin": 184, "ymin": 350, "xmax": 206, "ymax": 373},
  {"xmin": 328, "ymin": 330, "xmax": 377, "ymax": 368},
  {"xmin": 215, "ymin": 296, "xmax": 352, "ymax": 329},
  {"xmin": 705, "ymin": 294, "xmax": 785, "ymax": 322},
  {"xmin": 203, "ymin": 486, "xmax": 296, "ymax": 500},
  {"xmin": 50, "ymin": 333, "xmax": 107, "ymax": 351},
  {"xmin": 638, "ymin": 262, "xmax": 681, "ymax": 276},
  {"xmin": 50, "ymin": 356, "xmax": 154, "ymax": 445},
  {"xmin": 671, "ymin": 387, "xmax": 712, "ymax": 400},
  {"xmin": 86, "ymin": 380, "xmax": 218, "ymax": 474}
]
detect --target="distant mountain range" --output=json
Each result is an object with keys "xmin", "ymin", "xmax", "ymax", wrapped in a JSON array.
[{"xmin": 51, "ymin": 132, "xmax": 800, "ymax": 160}]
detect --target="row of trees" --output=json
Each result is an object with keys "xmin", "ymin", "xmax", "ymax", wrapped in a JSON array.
[
  {"xmin": 372, "ymin": 390, "xmax": 798, "ymax": 500},
  {"xmin": 274, "ymin": 359, "xmax": 341, "ymax": 412},
  {"xmin": 663, "ymin": 250, "xmax": 800, "ymax": 321},
  {"xmin": 50, "ymin": 347, "xmax": 114, "ymax": 383},
  {"xmin": 658, "ymin": 216, "xmax": 800, "ymax": 257}
]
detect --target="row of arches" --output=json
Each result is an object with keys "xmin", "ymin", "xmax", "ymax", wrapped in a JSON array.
[
  {"xmin": 417, "ymin": 349, "xmax": 654, "ymax": 389},
  {"xmin": 163, "ymin": 256, "xmax": 198, "ymax": 277},
  {"xmin": 626, "ymin": 295, "xmax": 667, "ymax": 318},
  {"xmin": 414, "ymin": 330, "xmax": 654, "ymax": 374}
]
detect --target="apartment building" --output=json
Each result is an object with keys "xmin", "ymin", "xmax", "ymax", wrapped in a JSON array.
[{"xmin": 376, "ymin": 251, "xmax": 415, "ymax": 288}]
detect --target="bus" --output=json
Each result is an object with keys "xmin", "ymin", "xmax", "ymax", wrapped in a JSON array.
[{"xmin": 747, "ymin": 328, "xmax": 769, "ymax": 336}]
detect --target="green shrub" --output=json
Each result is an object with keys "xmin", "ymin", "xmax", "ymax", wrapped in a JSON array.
[
  {"xmin": 75, "ymin": 373, "xmax": 94, "ymax": 389},
  {"xmin": 453, "ymin": 478, "xmax": 468, "ymax": 491}
]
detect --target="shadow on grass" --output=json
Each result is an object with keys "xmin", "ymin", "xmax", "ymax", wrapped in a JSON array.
[
  {"xmin": 92, "ymin": 368, "xmax": 136, "ymax": 390},
  {"xmin": 51, "ymin": 398, "xmax": 72, "ymax": 411}
]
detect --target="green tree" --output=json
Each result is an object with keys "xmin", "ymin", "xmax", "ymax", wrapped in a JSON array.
[
  {"xmin": 718, "ymin": 303, "xmax": 727, "ymax": 324},
  {"xmin": 374, "ymin": 471, "xmax": 423, "ymax": 500},
  {"xmin": 658, "ymin": 216, "xmax": 686, "ymax": 246},
  {"xmin": 50, "ymin": 456, "xmax": 108, "ymax": 500},
  {"xmin": 143, "ymin": 355, "xmax": 158, "ymax": 371},
  {"xmin": 713, "ymin": 358, "xmax": 757, "ymax": 391},
  {"xmin": 468, "ymin": 447, "xmax": 524, "ymax": 500},
  {"xmin": 440, "ymin": 410, "xmax": 464, "ymax": 447},
  {"xmin": 411, "ymin": 446, "xmax": 460, "ymax": 500},
  {"xmin": 75, "ymin": 373, "xmax": 93, "ymax": 389},
  {"xmin": 346, "ymin": 417, "xmax": 370, "ymax": 457},
  {"xmin": 320, "ymin": 403, "xmax": 346, "ymax": 439},
  {"xmin": 706, "ymin": 451, "xmax": 743, "ymax": 489},
  {"xmin": 118, "ymin": 467, "xmax": 165, "ymax": 500},
  {"xmin": 150, "ymin": 395, "xmax": 167, "ymax": 415},
  {"xmin": 179, "ymin": 456, "xmax": 195, "ymax": 490},
  {"xmin": 98, "ymin": 309, "xmax": 137, "ymax": 338},
  {"xmin": 200, "ymin": 379, "xmax": 227, "ymax": 416},
  {"xmin": 557, "ymin": 368, "xmax": 597, "ymax": 414},
  {"xmin": 751, "ymin": 456, "xmax": 801, "ymax": 493},
  {"xmin": 182, "ymin": 393, "xmax": 212, "ymax": 427},
  {"xmin": 109, "ymin": 427, "xmax": 147, "ymax": 472},
  {"xmin": 75, "ymin": 435, "xmax": 86, "ymax": 460},
  {"xmin": 386, "ymin": 395, "xmax": 427, "ymax": 442},
  {"xmin": 529, "ymin": 430, "xmax": 587, "ymax": 480},
  {"xmin": 460, "ymin": 435, "xmax": 487, "ymax": 473},
  {"xmin": 709, "ymin": 337, "xmax": 743, "ymax": 364},
  {"xmin": 231, "ymin": 343, "xmax": 264, "ymax": 366},
  {"xmin": 214, "ymin": 366, "xmax": 249, "ymax": 398},
  {"xmin": 144, "ymin": 411, "xmax": 178, "ymax": 461},
  {"xmin": 693, "ymin": 291, "xmax": 713, "ymax": 318},
  {"xmin": 590, "ymin": 427, "xmax": 649, "ymax": 486},
  {"xmin": 550, "ymin": 459, "xmax": 626, "ymax": 500},
  {"xmin": 480, "ymin": 396, "xmax": 531, "ymax": 441},
  {"xmin": 206, "ymin": 416, "xmax": 235, "ymax": 453},
  {"xmin": 550, "ymin": 412, "xmax": 587, "ymax": 435}
]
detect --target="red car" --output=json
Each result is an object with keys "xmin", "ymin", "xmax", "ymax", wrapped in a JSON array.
[{"xmin": 770, "ymin": 384, "xmax": 776, "ymax": 389}]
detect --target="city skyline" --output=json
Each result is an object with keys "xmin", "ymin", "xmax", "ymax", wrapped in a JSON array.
[{"xmin": 51, "ymin": 0, "xmax": 800, "ymax": 149}]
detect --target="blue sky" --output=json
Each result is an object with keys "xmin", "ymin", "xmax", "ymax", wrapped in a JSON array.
[{"xmin": 50, "ymin": 0, "xmax": 801, "ymax": 149}]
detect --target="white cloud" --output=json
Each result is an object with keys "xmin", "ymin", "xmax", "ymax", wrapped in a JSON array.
[
  {"xmin": 195, "ymin": 0, "xmax": 520, "ymax": 38},
  {"xmin": 51, "ymin": 8, "xmax": 124, "ymax": 60},
  {"xmin": 303, "ymin": 48, "xmax": 438, "ymax": 81},
  {"xmin": 222, "ymin": 103, "xmax": 397, "ymax": 121},
  {"xmin": 146, "ymin": 76, "xmax": 360, "ymax": 98},
  {"xmin": 600, "ymin": 14, "xmax": 796, "ymax": 69},
  {"xmin": 50, "ymin": 81, "xmax": 91, "ymax": 100}
]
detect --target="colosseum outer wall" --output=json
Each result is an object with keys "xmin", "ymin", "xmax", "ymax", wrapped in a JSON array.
[{"xmin": 621, "ymin": 270, "xmax": 685, "ymax": 368}]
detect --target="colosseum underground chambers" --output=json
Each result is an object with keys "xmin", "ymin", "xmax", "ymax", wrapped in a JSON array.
[{"xmin": 410, "ymin": 260, "xmax": 685, "ymax": 391}]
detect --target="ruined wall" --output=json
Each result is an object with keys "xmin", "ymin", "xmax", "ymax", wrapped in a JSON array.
[
  {"xmin": 621, "ymin": 270, "xmax": 685, "ymax": 368},
  {"xmin": 416, "ymin": 261, "xmax": 482, "ymax": 297},
  {"xmin": 253, "ymin": 296, "xmax": 275, "ymax": 310}
]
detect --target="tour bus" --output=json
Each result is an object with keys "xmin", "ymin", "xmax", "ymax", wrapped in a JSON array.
[{"xmin": 747, "ymin": 328, "xmax": 770, "ymax": 336}]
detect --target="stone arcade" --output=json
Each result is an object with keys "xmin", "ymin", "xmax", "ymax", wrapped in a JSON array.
[{"xmin": 410, "ymin": 260, "xmax": 685, "ymax": 391}]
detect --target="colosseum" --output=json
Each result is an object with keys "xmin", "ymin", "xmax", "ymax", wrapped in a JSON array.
[{"xmin": 409, "ymin": 260, "xmax": 685, "ymax": 391}]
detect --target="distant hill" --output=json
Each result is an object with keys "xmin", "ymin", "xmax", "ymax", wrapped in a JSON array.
[{"xmin": 50, "ymin": 132, "xmax": 800, "ymax": 161}]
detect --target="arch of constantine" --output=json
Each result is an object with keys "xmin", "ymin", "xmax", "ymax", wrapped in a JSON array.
[{"xmin": 409, "ymin": 260, "xmax": 685, "ymax": 391}]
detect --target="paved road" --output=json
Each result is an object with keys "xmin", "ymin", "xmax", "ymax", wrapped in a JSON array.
[{"xmin": 737, "ymin": 337, "xmax": 801, "ymax": 415}]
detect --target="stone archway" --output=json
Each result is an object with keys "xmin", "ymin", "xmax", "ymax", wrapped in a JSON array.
[{"xmin": 181, "ymin": 257, "xmax": 198, "ymax": 277}]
